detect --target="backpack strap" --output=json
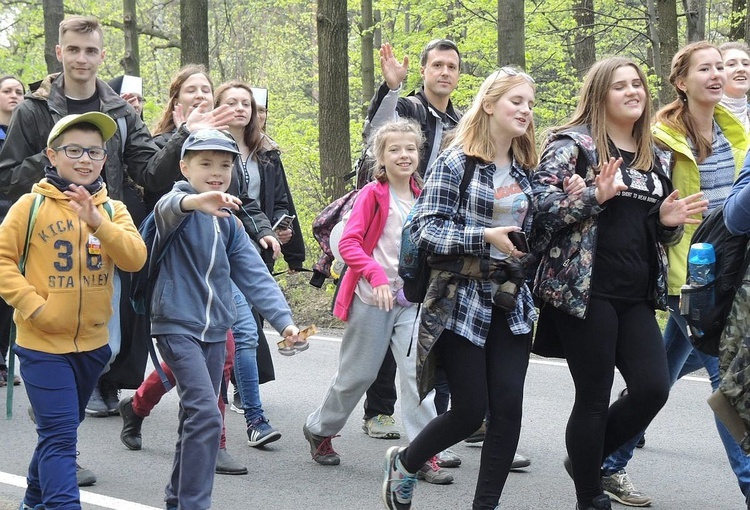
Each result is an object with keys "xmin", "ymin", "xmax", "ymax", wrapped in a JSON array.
[{"xmin": 7, "ymin": 192, "xmax": 45, "ymax": 418}]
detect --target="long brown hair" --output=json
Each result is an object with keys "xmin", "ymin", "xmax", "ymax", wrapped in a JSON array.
[
  {"xmin": 655, "ymin": 41, "xmax": 721, "ymax": 163},
  {"xmin": 214, "ymin": 81, "xmax": 264, "ymax": 156},
  {"xmin": 152, "ymin": 65, "xmax": 214, "ymax": 136},
  {"xmin": 449, "ymin": 69, "xmax": 537, "ymax": 170},
  {"xmin": 548, "ymin": 57, "xmax": 654, "ymax": 171}
]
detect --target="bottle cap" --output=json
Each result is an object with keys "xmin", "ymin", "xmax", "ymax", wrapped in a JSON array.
[{"xmin": 688, "ymin": 242, "xmax": 716, "ymax": 264}]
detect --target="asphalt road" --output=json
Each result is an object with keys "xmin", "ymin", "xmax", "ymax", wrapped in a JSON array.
[{"xmin": 0, "ymin": 329, "xmax": 744, "ymax": 509}]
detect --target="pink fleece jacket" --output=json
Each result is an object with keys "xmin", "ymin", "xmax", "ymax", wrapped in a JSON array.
[{"xmin": 333, "ymin": 178, "xmax": 421, "ymax": 321}]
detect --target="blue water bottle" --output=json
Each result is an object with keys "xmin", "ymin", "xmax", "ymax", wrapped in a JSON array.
[{"xmin": 688, "ymin": 242, "xmax": 716, "ymax": 287}]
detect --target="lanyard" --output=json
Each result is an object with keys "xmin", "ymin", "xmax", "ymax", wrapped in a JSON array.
[{"xmin": 389, "ymin": 185, "xmax": 414, "ymax": 226}]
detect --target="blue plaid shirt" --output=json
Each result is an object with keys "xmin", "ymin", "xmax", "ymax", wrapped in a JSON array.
[{"xmin": 411, "ymin": 147, "xmax": 537, "ymax": 347}]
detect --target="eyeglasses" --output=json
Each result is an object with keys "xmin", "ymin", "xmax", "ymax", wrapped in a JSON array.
[
  {"xmin": 54, "ymin": 145, "xmax": 108, "ymax": 161},
  {"xmin": 500, "ymin": 66, "xmax": 535, "ymax": 83}
]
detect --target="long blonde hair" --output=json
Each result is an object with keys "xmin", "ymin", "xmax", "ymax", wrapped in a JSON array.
[
  {"xmin": 655, "ymin": 41, "xmax": 721, "ymax": 163},
  {"xmin": 449, "ymin": 69, "xmax": 537, "ymax": 170},
  {"xmin": 548, "ymin": 57, "xmax": 655, "ymax": 171}
]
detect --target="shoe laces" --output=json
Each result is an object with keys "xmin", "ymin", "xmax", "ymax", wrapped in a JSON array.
[
  {"xmin": 316, "ymin": 434, "xmax": 340, "ymax": 458},
  {"xmin": 392, "ymin": 456, "xmax": 417, "ymax": 500},
  {"xmin": 615, "ymin": 471, "xmax": 638, "ymax": 493},
  {"xmin": 425, "ymin": 456, "xmax": 440, "ymax": 473},
  {"xmin": 375, "ymin": 414, "xmax": 395, "ymax": 426}
]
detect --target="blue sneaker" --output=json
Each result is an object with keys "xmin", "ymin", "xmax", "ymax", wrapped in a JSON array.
[
  {"xmin": 247, "ymin": 416, "xmax": 281, "ymax": 447},
  {"xmin": 382, "ymin": 446, "xmax": 417, "ymax": 510}
]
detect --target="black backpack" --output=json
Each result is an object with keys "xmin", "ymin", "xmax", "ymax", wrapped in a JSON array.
[{"xmin": 680, "ymin": 203, "xmax": 750, "ymax": 356}]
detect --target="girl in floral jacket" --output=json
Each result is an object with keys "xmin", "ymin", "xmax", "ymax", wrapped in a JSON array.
[{"xmin": 531, "ymin": 57, "xmax": 707, "ymax": 510}]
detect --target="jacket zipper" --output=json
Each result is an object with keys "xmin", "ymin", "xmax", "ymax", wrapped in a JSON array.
[{"xmin": 200, "ymin": 218, "xmax": 220, "ymax": 342}]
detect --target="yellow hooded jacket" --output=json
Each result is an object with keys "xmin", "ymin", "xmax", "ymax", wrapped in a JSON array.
[
  {"xmin": 0, "ymin": 180, "xmax": 146, "ymax": 354},
  {"xmin": 653, "ymin": 104, "xmax": 750, "ymax": 296}
]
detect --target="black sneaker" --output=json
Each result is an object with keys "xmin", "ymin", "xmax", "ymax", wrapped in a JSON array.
[
  {"xmin": 302, "ymin": 424, "xmax": 340, "ymax": 465},
  {"xmin": 85, "ymin": 385, "xmax": 108, "ymax": 417},
  {"xmin": 76, "ymin": 460, "xmax": 96, "ymax": 487}
]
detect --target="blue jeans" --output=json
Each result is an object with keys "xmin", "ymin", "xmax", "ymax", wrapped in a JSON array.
[
  {"xmin": 16, "ymin": 343, "xmax": 110, "ymax": 509},
  {"xmin": 230, "ymin": 283, "xmax": 264, "ymax": 423},
  {"xmin": 102, "ymin": 270, "xmax": 122, "ymax": 373},
  {"xmin": 602, "ymin": 296, "xmax": 750, "ymax": 498}
]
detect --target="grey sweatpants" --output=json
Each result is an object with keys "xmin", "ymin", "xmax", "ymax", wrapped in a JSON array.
[
  {"xmin": 306, "ymin": 295, "xmax": 437, "ymax": 441},
  {"xmin": 156, "ymin": 334, "xmax": 226, "ymax": 510}
]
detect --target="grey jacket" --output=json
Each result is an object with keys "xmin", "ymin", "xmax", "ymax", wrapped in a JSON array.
[{"xmin": 151, "ymin": 181, "xmax": 294, "ymax": 342}]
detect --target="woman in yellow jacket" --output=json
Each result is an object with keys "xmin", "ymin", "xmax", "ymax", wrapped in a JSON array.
[{"xmin": 601, "ymin": 42, "xmax": 750, "ymax": 508}]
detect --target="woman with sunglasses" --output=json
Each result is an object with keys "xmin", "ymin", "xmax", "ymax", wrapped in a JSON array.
[
  {"xmin": 381, "ymin": 67, "xmax": 538, "ymax": 510},
  {"xmin": 532, "ymin": 57, "xmax": 707, "ymax": 510}
]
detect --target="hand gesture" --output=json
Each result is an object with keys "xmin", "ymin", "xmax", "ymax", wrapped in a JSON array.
[
  {"xmin": 659, "ymin": 190, "xmax": 708, "ymax": 227},
  {"xmin": 184, "ymin": 191, "xmax": 242, "ymax": 217},
  {"xmin": 184, "ymin": 102, "xmax": 235, "ymax": 133},
  {"xmin": 64, "ymin": 184, "xmax": 102, "ymax": 229},
  {"xmin": 380, "ymin": 43, "xmax": 409, "ymax": 90},
  {"xmin": 259, "ymin": 234, "xmax": 281, "ymax": 259},
  {"xmin": 594, "ymin": 157, "xmax": 627, "ymax": 204},
  {"xmin": 121, "ymin": 93, "xmax": 143, "ymax": 115},
  {"xmin": 372, "ymin": 284, "xmax": 394, "ymax": 311},
  {"xmin": 563, "ymin": 173, "xmax": 586, "ymax": 196},
  {"xmin": 484, "ymin": 226, "xmax": 522, "ymax": 257}
]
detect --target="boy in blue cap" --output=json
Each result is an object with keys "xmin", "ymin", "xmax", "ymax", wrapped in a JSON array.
[{"xmin": 152, "ymin": 128, "xmax": 300, "ymax": 510}]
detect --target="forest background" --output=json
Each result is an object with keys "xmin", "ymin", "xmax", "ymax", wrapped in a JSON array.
[{"xmin": 0, "ymin": 0, "xmax": 748, "ymax": 325}]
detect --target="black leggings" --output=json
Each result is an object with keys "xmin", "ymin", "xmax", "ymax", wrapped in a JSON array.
[
  {"xmin": 551, "ymin": 298, "xmax": 669, "ymax": 507},
  {"xmin": 402, "ymin": 309, "xmax": 530, "ymax": 510}
]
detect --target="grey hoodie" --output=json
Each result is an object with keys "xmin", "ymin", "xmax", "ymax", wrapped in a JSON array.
[{"xmin": 150, "ymin": 181, "xmax": 293, "ymax": 342}]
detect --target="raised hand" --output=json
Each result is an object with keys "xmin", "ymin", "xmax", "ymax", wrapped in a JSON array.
[
  {"xmin": 594, "ymin": 157, "xmax": 627, "ymax": 204},
  {"xmin": 184, "ymin": 102, "xmax": 235, "ymax": 133},
  {"xmin": 659, "ymin": 190, "xmax": 708, "ymax": 227},
  {"xmin": 64, "ymin": 184, "xmax": 102, "ymax": 229},
  {"xmin": 380, "ymin": 43, "xmax": 409, "ymax": 90}
]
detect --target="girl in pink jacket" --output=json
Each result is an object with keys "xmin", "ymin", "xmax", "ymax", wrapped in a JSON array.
[{"xmin": 303, "ymin": 120, "xmax": 451, "ymax": 482}]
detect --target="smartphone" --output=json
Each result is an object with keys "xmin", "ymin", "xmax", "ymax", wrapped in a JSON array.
[
  {"xmin": 272, "ymin": 214, "xmax": 295, "ymax": 231},
  {"xmin": 508, "ymin": 231, "xmax": 529, "ymax": 253}
]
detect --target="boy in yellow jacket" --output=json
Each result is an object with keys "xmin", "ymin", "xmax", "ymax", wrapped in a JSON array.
[{"xmin": 0, "ymin": 112, "xmax": 146, "ymax": 510}]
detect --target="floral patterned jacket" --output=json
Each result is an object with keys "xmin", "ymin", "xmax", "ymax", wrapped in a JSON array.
[{"xmin": 531, "ymin": 126, "xmax": 682, "ymax": 319}]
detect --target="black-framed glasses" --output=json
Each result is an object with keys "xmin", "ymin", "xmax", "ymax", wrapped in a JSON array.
[
  {"xmin": 54, "ymin": 145, "xmax": 108, "ymax": 161},
  {"xmin": 500, "ymin": 66, "xmax": 535, "ymax": 83}
]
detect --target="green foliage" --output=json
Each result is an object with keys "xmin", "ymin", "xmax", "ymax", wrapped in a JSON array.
[{"xmin": 0, "ymin": 0, "xmax": 748, "ymax": 295}]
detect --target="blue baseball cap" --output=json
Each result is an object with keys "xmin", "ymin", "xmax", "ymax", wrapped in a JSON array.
[{"xmin": 180, "ymin": 129, "xmax": 241, "ymax": 159}]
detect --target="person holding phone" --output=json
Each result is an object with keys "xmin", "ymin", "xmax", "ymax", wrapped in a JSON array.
[
  {"xmin": 532, "ymin": 57, "xmax": 707, "ymax": 510},
  {"xmin": 215, "ymin": 81, "xmax": 305, "ymax": 273}
]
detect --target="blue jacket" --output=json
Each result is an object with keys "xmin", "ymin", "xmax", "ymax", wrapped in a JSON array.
[{"xmin": 150, "ymin": 181, "xmax": 294, "ymax": 342}]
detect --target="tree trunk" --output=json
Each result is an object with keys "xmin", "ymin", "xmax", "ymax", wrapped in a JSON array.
[
  {"xmin": 497, "ymin": 0, "xmax": 525, "ymax": 67},
  {"xmin": 317, "ymin": 0, "xmax": 351, "ymax": 200},
  {"xmin": 657, "ymin": 0, "xmax": 678, "ymax": 105},
  {"xmin": 121, "ymin": 0, "xmax": 140, "ymax": 76},
  {"xmin": 42, "ymin": 0, "xmax": 64, "ymax": 74},
  {"xmin": 572, "ymin": 0, "xmax": 595, "ymax": 78},
  {"xmin": 647, "ymin": 0, "xmax": 662, "ymax": 107},
  {"xmin": 360, "ymin": 0, "xmax": 375, "ymax": 114},
  {"xmin": 683, "ymin": 0, "xmax": 706, "ymax": 42},
  {"xmin": 180, "ymin": 0, "xmax": 209, "ymax": 69}
]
